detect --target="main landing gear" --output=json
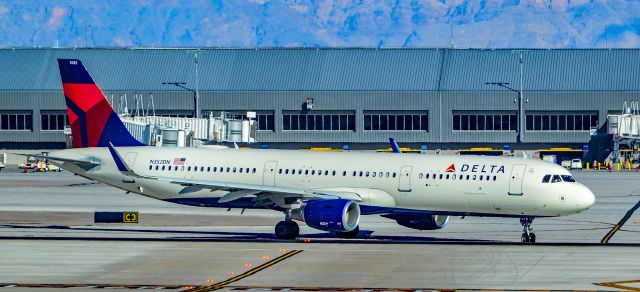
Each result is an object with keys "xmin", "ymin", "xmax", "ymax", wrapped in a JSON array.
[
  {"xmin": 520, "ymin": 217, "xmax": 536, "ymax": 243},
  {"xmin": 275, "ymin": 220, "xmax": 299, "ymax": 239}
]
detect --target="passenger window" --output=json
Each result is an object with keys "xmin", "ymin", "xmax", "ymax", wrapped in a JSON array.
[
  {"xmin": 352, "ymin": 171, "xmax": 356, "ymax": 176},
  {"xmin": 425, "ymin": 173, "xmax": 429, "ymax": 180},
  {"xmin": 439, "ymin": 174, "xmax": 443, "ymax": 179},
  {"xmin": 206, "ymin": 167, "xmax": 210, "ymax": 172},
  {"xmin": 318, "ymin": 170, "xmax": 322, "ymax": 176},
  {"xmin": 332, "ymin": 170, "xmax": 336, "ymax": 176},
  {"xmin": 466, "ymin": 175, "xmax": 470, "ymax": 180},
  {"xmin": 252, "ymin": 168, "xmax": 256, "ymax": 173},
  {"xmin": 479, "ymin": 175, "xmax": 483, "ymax": 181},
  {"xmin": 162, "ymin": 166, "xmax": 165, "ymax": 171},
  {"xmin": 392, "ymin": 173, "xmax": 397, "ymax": 178},
  {"xmin": 187, "ymin": 166, "xmax": 191, "ymax": 171},
  {"xmin": 181, "ymin": 166, "xmax": 185, "ymax": 171},
  {"xmin": 551, "ymin": 175, "xmax": 562, "ymax": 183},
  {"xmin": 366, "ymin": 171, "xmax": 370, "ymax": 177},
  {"xmin": 325, "ymin": 170, "xmax": 329, "ymax": 175},
  {"xmin": 154, "ymin": 165, "xmax": 158, "ymax": 171},
  {"xmin": 239, "ymin": 168, "xmax": 243, "ymax": 173},
  {"xmin": 373, "ymin": 172, "xmax": 377, "ymax": 177},
  {"xmin": 452, "ymin": 174, "xmax": 456, "ymax": 179},
  {"xmin": 446, "ymin": 174, "xmax": 450, "ymax": 180},
  {"xmin": 542, "ymin": 175, "xmax": 551, "ymax": 183},
  {"xmin": 284, "ymin": 169, "xmax": 289, "ymax": 174},
  {"xmin": 472, "ymin": 175, "xmax": 476, "ymax": 180},
  {"xmin": 359, "ymin": 171, "xmax": 363, "ymax": 177},
  {"xmin": 279, "ymin": 169, "xmax": 283, "ymax": 174},
  {"xmin": 213, "ymin": 167, "xmax": 217, "ymax": 172},
  {"xmin": 298, "ymin": 169, "xmax": 302, "ymax": 175},
  {"xmin": 312, "ymin": 170, "xmax": 316, "ymax": 175},
  {"xmin": 419, "ymin": 173, "xmax": 423, "ymax": 179},
  {"xmin": 148, "ymin": 165, "xmax": 152, "ymax": 170},
  {"xmin": 342, "ymin": 171, "xmax": 346, "ymax": 176},
  {"xmin": 493, "ymin": 176, "xmax": 497, "ymax": 181},
  {"xmin": 174, "ymin": 166, "xmax": 178, "ymax": 171},
  {"xmin": 386, "ymin": 172, "xmax": 390, "ymax": 177},
  {"xmin": 226, "ymin": 167, "xmax": 230, "ymax": 172}
]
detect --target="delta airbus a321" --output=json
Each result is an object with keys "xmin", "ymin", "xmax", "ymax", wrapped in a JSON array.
[{"xmin": 29, "ymin": 59, "xmax": 595, "ymax": 243}]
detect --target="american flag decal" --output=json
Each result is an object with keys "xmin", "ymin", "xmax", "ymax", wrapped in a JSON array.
[{"xmin": 173, "ymin": 158, "xmax": 186, "ymax": 165}]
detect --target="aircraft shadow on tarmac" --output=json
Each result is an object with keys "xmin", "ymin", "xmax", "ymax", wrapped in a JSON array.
[{"xmin": 0, "ymin": 224, "xmax": 489, "ymax": 243}]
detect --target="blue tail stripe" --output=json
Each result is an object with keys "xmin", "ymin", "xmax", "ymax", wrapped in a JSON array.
[
  {"xmin": 64, "ymin": 96, "xmax": 88, "ymax": 148},
  {"xmin": 98, "ymin": 112, "xmax": 146, "ymax": 147}
]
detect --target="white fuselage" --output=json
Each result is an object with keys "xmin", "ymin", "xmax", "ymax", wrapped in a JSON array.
[{"xmin": 50, "ymin": 147, "xmax": 595, "ymax": 217}]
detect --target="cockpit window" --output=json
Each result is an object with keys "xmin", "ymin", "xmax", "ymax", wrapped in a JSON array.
[
  {"xmin": 561, "ymin": 175, "xmax": 576, "ymax": 182},
  {"xmin": 551, "ymin": 175, "xmax": 562, "ymax": 183},
  {"xmin": 542, "ymin": 175, "xmax": 551, "ymax": 183}
]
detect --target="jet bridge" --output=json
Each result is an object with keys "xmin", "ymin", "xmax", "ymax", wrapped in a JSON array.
[
  {"xmin": 120, "ymin": 111, "xmax": 257, "ymax": 147},
  {"xmin": 607, "ymin": 101, "xmax": 640, "ymax": 163}
]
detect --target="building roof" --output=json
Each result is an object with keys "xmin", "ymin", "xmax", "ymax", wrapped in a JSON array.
[{"xmin": 0, "ymin": 48, "xmax": 639, "ymax": 91}]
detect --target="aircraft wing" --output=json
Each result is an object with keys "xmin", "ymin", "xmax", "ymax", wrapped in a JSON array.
[
  {"xmin": 149, "ymin": 175, "xmax": 362, "ymax": 203},
  {"xmin": 16, "ymin": 153, "xmax": 100, "ymax": 167}
]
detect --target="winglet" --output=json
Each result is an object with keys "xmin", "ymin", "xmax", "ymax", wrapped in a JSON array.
[
  {"xmin": 389, "ymin": 138, "xmax": 402, "ymax": 154},
  {"xmin": 107, "ymin": 142, "xmax": 139, "ymax": 176}
]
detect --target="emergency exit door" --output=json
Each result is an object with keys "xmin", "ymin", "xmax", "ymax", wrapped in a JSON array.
[
  {"xmin": 263, "ymin": 161, "xmax": 278, "ymax": 186},
  {"xmin": 508, "ymin": 164, "xmax": 526, "ymax": 195},
  {"xmin": 398, "ymin": 165, "xmax": 413, "ymax": 192}
]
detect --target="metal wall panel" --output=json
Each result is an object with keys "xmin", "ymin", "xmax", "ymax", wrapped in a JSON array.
[{"xmin": 0, "ymin": 48, "xmax": 443, "ymax": 91}]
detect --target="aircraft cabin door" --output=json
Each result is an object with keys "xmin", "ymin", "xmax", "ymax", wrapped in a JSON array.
[
  {"xmin": 263, "ymin": 161, "xmax": 278, "ymax": 186},
  {"xmin": 398, "ymin": 165, "xmax": 413, "ymax": 192},
  {"xmin": 122, "ymin": 152, "xmax": 138, "ymax": 183},
  {"xmin": 508, "ymin": 164, "xmax": 526, "ymax": 195}
]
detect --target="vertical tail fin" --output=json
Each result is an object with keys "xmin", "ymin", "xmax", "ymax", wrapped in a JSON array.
[{"xmin": 57, "ymin": 59, "xmax": 145, "ymax": 148}]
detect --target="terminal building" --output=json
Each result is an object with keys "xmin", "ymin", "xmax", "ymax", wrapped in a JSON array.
[{"xmin": 0, "ymin": 48, "xmax": 638, "ymax": 152}]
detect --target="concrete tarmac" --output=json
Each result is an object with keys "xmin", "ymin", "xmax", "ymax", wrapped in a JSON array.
[{"xmin": 0, "ymin": 169, "xmax": 639, "ymax": 290}]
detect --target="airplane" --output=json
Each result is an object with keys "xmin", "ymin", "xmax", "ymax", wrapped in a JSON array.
[{"xmin": 31, "ymin": 59, "xmax": 595, "ymax": 243}]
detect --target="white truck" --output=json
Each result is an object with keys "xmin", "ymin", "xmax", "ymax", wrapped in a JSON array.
[{"xmin": 0, "ymin": 153, "xmax": 5, "ymax": 171}]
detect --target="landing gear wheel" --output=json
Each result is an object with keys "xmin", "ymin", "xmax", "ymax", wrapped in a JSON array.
[
  {"xmin": 335, "ymin": 226, "xmax": 360, "ymax": 238},
  {"xmin": 520, "ymin": 217, "xmax": 535, "ymax": 243},
  {"xmin": 275, "ymin": 221, "xmax": 299, "ymax": 240}
]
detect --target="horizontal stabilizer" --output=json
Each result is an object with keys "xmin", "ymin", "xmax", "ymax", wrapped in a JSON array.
[{"xmin": 16, "ymin": 153, "xmax": 100, "ymax": 167}]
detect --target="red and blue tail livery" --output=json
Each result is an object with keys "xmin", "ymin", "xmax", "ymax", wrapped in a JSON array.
[{"xmin": 57, "ymin": 59, "xmax": 145, "ymax": 148}]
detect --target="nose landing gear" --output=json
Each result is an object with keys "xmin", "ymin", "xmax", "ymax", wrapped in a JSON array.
[{"xmin": 520, "ymin": 217, "xmax": 536, "ymax": 243}]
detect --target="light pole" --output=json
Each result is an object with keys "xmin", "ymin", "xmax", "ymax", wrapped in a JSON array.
[
  {"xmin": 161, "ymin": 82, "xmax": 197, "ymax": 118},
  {"xmin": 485, "ymin": 82, "xmax": 524, "ymax": 143}
]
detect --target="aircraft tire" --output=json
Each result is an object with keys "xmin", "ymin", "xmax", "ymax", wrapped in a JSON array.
[
  {"xmin": 521, "ymin": 233, "xmax": 530, "ymax": 243},
  {"xmin": 275, "ymin": 221, "xmax": 299, "ymax": 240},
  {"xmin": 529, "ymin": 233, "xmax": 536, "ymax": 243}
]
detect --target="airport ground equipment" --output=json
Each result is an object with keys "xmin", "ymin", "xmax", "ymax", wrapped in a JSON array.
[{"xmin": 0, "ymin": 153, "xmax": 5, "ymax": 171}]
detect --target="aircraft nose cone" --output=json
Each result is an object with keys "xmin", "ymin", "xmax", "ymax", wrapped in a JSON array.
[{"xmin": 579, "ymin": 184, "xmax": 596, "ymax": 210}]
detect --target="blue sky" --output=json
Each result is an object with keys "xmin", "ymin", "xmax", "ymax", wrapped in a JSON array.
[{"xmin": 0, "ymin": 0, "xmax": 638, "ymax": 48}]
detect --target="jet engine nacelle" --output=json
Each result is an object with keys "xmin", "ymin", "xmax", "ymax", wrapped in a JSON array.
[
  {"xmin": 382, "ymin": 213, "xmax": 449, "ymax": 230},
  {"xmin": 291, "ymin": 199, "xmax": 360, "ymax": 232}
]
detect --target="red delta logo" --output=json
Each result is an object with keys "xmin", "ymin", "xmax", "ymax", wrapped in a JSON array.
[{"xmin": 445, "ymin": 164, "xmax": 456, "ymax": 172}]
